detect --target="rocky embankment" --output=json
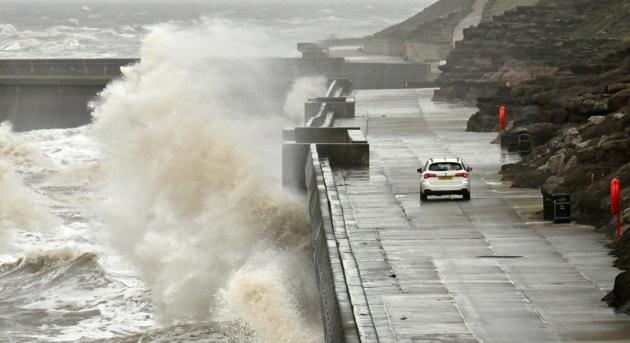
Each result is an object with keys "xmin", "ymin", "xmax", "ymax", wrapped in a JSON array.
[
  {"xmin": 435, "ymin": 1, "xmax": 629, "ymax": 104},
  {"xmin": 502, "ymin": 59, "xmax": 630, "ymax": 312},
  {"xmin": 433, "ymin": 0, "xmax": 630, "ymax": 311},
  {"xmin": 363, "ymin": 0, "xmax": 539, "ymax": 64}
]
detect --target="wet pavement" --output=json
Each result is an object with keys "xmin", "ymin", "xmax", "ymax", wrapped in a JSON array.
[{"xmin": 330, "ymin": 88, "xmax": 630, "ymax": 342}]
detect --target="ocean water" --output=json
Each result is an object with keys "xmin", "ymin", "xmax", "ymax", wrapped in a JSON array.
[
  {"xmin": 0, "ymin": 0, "xmax": 431, "ymax": 58},
  {"xmin": 0, "ymin": 1, "xmax": 435, "ymax": 342}
]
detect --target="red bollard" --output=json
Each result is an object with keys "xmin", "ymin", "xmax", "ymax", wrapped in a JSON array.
[
  {"xmin": 611, "ymin": 178, "xmax": 621, "ymax": 240},
  {"xmin": 499, "ymin": 105, "xmax": 507, "ymax": 131}
]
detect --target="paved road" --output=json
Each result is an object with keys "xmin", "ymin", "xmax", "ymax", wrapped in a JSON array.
[{"xmin": 331, "ymin": 89, "xmax": 630, "ymax": 342}]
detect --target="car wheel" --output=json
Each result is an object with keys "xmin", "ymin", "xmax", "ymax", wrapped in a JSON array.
[
  {"xmin": 463, "ymin": 192, "xmax": 471, "ymax": 201},
  {"xmin": 420, "ymin": 192, "xmax": 428, "ymax": 201}
]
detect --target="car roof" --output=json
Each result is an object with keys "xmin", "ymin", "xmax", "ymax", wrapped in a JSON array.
[{"xmin": 427, "ymin": 158, "xmax": 463, "ymax": 163}]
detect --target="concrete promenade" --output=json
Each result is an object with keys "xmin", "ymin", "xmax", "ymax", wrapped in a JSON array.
[{"xmin": 330, "ymin": 88, "xmax": 630, "ymax": 342}]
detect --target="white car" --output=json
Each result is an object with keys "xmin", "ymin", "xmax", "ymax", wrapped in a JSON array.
[{"xmin": 417, "ymin": 158, "xmax": 472, "ymax": 201}]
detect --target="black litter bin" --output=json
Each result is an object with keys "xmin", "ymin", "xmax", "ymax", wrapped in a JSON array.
[
  {"xmin": 552, "ymin": 193, "xmax": 571, "ymax": 223},
  {"xmin": 542, "ymin": 192, "xmax": 554, "ymax": 220}
]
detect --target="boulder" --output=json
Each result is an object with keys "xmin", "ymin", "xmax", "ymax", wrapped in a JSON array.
[
  {"xmin": 527, "ymin": 123, "xmax": 559, "ymax": 146},
  {"xmin": 466, "ymin": 111, "xmax": 497, "ymax": 132},
  {"xmin": 609, "ymin": 88, "xmax": 630, "ymax": 111},
  {"xmin": 541, "ymin": 175, "xmax": 569, "ymax": 194},
  {"xmin": 588, "ymin": 115, "xmax": 606, "ymax": 125},
  {"xmin": 606, "ymin": 83, "xmax": 630, "ymax": 94},
  {"xmin": 603, "ymin": 271, "xmax": 630, "ymax": 313},
  {"xmin": 501, "ymin": 162, "xmax": 550, "ymax": 188},
  {"xmin": 532, "ymin": 90, "xmax": 562, "ymax": 107},
  {"xmin": 547, "ymin": 109, "xmax": 570, "ymax": 124},
  {"xmin": 565, "ymin": 94, "xmax": 609, "ymax": 116}
]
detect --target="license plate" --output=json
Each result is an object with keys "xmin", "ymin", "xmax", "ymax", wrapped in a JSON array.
[{"xmin": 438, "ymin": 176, "xmax": 453, "ymax": 180}]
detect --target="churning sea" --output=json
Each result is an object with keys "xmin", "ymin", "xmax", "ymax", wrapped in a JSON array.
[{"xmin": 0, "ymin": 1, "xmax": 434, "ymax": 342}]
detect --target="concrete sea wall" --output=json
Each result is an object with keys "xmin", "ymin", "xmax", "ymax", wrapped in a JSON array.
[
  {"xmin": 0, "ymin": 59, "xmax": 135, "ymax": 131},
  {"xmin": 0, "ymin": 58, "xmax": 429, "ymax": 131},
  {"xmin": 306, "ymin": 145, "xmax": 360, "ymax": 343},
  {"xmin": 283, "ymin": 78, "xmax": 370, "ymax": 342}
]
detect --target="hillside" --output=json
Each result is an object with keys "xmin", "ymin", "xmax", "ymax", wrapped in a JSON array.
[
  {"xmin": 432, "ymin": 0, "xmax": 630, "ymax": 311},
  {"xmin": 373, "ymin": 0, "xmax": 474, "ymax": 40},
  {"xmin": 435, "ymin": 0, "xmax": 630, "ymax": 104},
  {"xmin": 362, "ymin": 0, "xmax": 540, "ymax": 63}
]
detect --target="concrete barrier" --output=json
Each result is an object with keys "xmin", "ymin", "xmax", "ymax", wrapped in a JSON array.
[
  {"xmin": 0, "ymin": 84, "xmax": 106, "ymax": 131},
  {"xmin": 305, "ymin": 97, "xmax": 355, "ymax": 126},
  {"xmin": 304, "ymin": 78, "xmax": 355, "ymax": 126},
  {"xmin": 284, "ymin": 78, "xmax": 369, "ymax": 190},
  {"xmin": 305, "ymin": 145, "xmax": 360, "ymax": 343},
  {"xmin": 294, "ymin": 127, "xmax": 357, "ymax": 143},
  {"xmin": 0, "ymin": 59, "xmax": 136, "ymax": 85},
  {"xmin": 363, "ymin": 37, "xmax": 404, "ymax": 56},
  {"xmin": 283, "ymin": 79, "xmax": 369, "ymax": 342},
  {"xmin": 339, "ymin": 62, "xmax": 430, "ymax": 89},
  {"xmin": 297, "ymin": 42, "xmax": 328, "ymax": 58},
  {"xmin": 283, "ymin": 127, "xmax": 368, "ymax": 191},
  {"xmin": 0, "ymin": 59, "xmax": 135, "ymax": 131},
  {"xmin": 0, "ymin": 57, "xmax": 428, "ymax": 131}
]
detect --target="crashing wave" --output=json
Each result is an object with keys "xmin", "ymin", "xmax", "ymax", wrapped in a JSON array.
[
  {"xmin": 0, "ymin": 249, "xmax": 152, "ymax": 342},
  {"xmin": 90, "ymin": 19, "xmax": 323, "ymax": 342}
]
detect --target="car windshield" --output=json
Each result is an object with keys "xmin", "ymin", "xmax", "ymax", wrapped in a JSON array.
[{"xmin": 428, "ymin": 162, "xmax": 463, "ymax": 171}]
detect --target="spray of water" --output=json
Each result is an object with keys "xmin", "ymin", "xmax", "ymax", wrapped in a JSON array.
[
  {"xmin": 0, "ymin": 123, "xmax": 57, "ymax": 249},
  {"xmin": 283, "ymin": 77, "xmax": 327, "ymax": 125},
  {"xmin": 220, "ymin": 251, "xmax": 322, "ymax": 343},
  {"xmin": 0, "ymin": 162, "xmax": 53, "ymax": 243},
  {"xmin": 91, "ymin": 19, "xmax": 322, "ymax": 341},
  {"xmin": 0, "ymin": 122, "xmax": 52, "ymax": 170}
]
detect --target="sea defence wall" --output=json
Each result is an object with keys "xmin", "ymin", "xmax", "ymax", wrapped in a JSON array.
[
  {"xmin": 283, "ymin": 78, "xmax": 369, "ymax": 342},
  {"xmin": 283, "ymin": 78, "xmax": 368, "ymax": 191},
  {"xmin": 306, "ymin": 145, "xmax": 360, "ymax": 343},
  {"xmin": 0, "ymin": 59, "xmax": 136, "ymax": 131},
  {"xmin": 0, "ymin": 57, "xmax": 429, "ymax": 131}
]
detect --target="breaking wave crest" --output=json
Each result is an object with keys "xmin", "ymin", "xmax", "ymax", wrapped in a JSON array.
[
  {"xmin": 91, "ymin": 20, "xmax": 322, "ymax": 341},
  {"xmin": 0, "ymin": 249, "xmax": 106, "ymax": 292},
  {"xmin": 0, "ymin": 251, "xmax": 108, "ymax": 333},
  {"xmin": 0, "ymin": 249, "xmax": 152, "ymax": 342}
]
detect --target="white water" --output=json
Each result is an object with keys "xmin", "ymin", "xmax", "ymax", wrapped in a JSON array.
[
  {"xmin": 0, "ymin": 0, "xmax": 437, "ymax": 339},
  {"xmin": 92, "ymin": 19, "xmax": 325, "ymax": 341},
  {"xmin": 283, "ymin": 77, "xmax": 328, "ymax": 125},
  {"xmin": 1, "ymin": 19, "xmax": 326, "ymax": 342},
  {"xmin": 0, "ymin": 0, "xmax": 434, "ymax": 58}
]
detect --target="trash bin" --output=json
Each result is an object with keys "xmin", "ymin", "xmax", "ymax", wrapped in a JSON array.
[
  {"xmin": 542, "ymin": 192, "xmax": 554, "ymax": 220},
  {"xmin": 552, "ymin": 193, "xmax": 571, "ymax": 223}
]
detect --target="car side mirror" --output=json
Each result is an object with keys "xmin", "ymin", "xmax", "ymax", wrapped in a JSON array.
[
  {"xmin": 466, "ymin": 167, "xmax": 472, "ymax": 172},
  {"xmin": 417, "ymin": 168, "xmax": 423, "ymax": 173}
]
